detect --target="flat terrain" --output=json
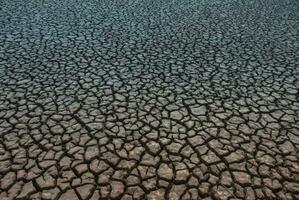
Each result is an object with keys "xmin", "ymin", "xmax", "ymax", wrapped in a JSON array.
[{"xmin": 0, "ymin": 0, "xmax": 298, "ymax": 199}]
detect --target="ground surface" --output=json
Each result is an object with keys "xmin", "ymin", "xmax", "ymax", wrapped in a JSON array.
[{"xmin": 0, "ymin": 0, "xmax": 299, "ymax": 199}]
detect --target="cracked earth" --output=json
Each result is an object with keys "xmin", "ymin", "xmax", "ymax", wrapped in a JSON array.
[{"xmin": 0, "ymin": 0, "xmax": 299, "ymax": 199}]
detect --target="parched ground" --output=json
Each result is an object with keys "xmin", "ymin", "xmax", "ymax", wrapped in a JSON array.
[{"xmin": 0, "ymin": 0, "xmax": 299, "ymax": 199}]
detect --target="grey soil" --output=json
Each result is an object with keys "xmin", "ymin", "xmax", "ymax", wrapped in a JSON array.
[{"xmin": 0, "ymin": 0, "xmax": 299, "ymax": 199}]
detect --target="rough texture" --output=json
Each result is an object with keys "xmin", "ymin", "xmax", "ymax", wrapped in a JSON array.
[{"xmin": 0, "ymin": 0, "xmax": 299, "ymax": 199}]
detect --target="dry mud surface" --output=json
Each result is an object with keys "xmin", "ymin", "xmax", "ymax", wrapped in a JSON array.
[{"xmin": 0, "ymin": 0, "xmax": 299, "ymax": 199}]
